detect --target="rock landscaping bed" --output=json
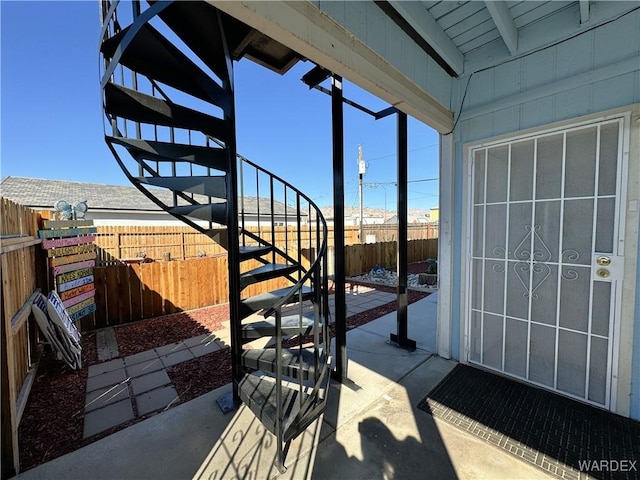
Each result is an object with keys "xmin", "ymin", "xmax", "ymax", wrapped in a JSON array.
[{"xmin": 348, "ymin": 260, "xmax": 438, "ymax": 292}]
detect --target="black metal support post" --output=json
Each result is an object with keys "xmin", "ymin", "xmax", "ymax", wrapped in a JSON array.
[
  {"xmin": 390, "ymin": 112, "xmax": 416, "ymax": 351},
  {"xmin": 332, "ymin": 75, "xmax": 348, "ymax": 381},
  {"xmin": 216, "ymin": 11, "xmax": 242, "ymax": 412}
]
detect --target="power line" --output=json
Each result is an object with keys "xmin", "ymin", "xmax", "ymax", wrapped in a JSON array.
[
  {"xmin": 366, "ymin": 143, "xmax": 438, "ymax": 162},
  {"xmin": 365, "ymin": 177, "xmax": 438, "ymax": 186}
]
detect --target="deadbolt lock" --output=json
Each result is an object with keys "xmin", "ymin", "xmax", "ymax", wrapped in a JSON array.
[
  {"xmin": 596, "ymin": 256, "xmax": 611, "ymax": 266},
  {"xmin": 597, "ymin": 269, "xmax": 610, "ymax": 278}
]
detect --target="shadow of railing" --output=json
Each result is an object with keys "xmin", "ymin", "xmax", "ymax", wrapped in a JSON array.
[{"xmin": 190, "ymin": 295, "xmax": 459, "ymax": 479}]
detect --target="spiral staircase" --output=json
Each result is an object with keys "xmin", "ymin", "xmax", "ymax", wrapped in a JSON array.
[{"xmin": 99, "ymin": 1, "xmax": 331, "ymax": 471}]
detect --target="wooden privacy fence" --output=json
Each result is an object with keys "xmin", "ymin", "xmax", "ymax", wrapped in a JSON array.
[
  {"xmin": 1, "ymin": 198, "xmax": 43, "ymax": 478},
  {"xmin": 92, "ymin": 224, "xmax": 438, "ymax": 265},
  {"xmin": 360, "ymin": 223, "xmax": 438, "ymax": 243},
  {"xmin": 84, "ymin": 237, "xmax": 438, "ymax": 330},
  {"xmin": 344, "ymin": 238, "xmax": 438, "ymax": 276},
  {"xmin": 93, "ymin": 226, "xmax": 228, "ymax": 265},
  {"xmin": 82, "ymin": 255, "xmax": 292, "ymax": 331}
]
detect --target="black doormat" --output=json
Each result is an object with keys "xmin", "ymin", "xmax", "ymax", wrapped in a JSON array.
[{"xmin": 417, "ymin": 364, "xmax": 640, "ymax": 480}]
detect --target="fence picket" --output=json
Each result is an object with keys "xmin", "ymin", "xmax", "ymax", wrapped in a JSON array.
[{"xmin": 129, "ymin": 264, "xmax": 142, "ymax": 321}]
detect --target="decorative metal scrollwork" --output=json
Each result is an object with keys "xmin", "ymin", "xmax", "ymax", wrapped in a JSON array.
[
  {"xmin": 514, "ymin": 225, "xmax": 552, "ymax": 261},
  {"xmin": 561, "ymin": 269, "xmax": 578, "ymax": 281},
  {"xmin": 489, "ymin": 225, "xmax": 581, "ymax": 300},
  {"xmin": 514, "ymin": 261, "xmax": 552, "ymax": 299},
  {"xmin": 561, "ymin": 249, "xmax": 580, "ymax": 262}
]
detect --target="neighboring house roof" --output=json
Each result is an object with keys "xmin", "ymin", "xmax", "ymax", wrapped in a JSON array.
[{"xmin": 0, "ymin": 176, "xmax": 299, "ymax": 216}]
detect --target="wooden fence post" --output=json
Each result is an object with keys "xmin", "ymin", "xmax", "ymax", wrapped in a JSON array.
[{"xmin": 1, "ymin": 270, "xmax": 19, "ymax": 478}]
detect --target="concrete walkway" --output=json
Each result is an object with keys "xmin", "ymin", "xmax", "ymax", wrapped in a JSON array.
[{"xmin": 17, "ymin": 292, "xmax": 551, "ymax": 479}]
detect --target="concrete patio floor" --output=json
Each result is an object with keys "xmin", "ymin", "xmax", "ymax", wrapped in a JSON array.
[{"xmin": 16, "ymin": 293, "xmax": 551, "ymax": 479}]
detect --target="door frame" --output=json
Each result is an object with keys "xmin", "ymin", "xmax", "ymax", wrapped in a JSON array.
[{"xmin": 460, "ymin": 106, "xmax": 638, "ymax": 415}]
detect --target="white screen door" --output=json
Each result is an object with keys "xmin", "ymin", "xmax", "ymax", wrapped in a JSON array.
[{"xmin": 467, "ymin": 118, "xmax": 625, "ymax": 408}]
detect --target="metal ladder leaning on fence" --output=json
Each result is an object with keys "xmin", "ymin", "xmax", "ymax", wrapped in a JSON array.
[{"xmin": 99, "ymin": 0, "xmax": 331, "ymax": 471}]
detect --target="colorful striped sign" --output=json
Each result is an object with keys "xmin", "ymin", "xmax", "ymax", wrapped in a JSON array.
[
  {"xmin": 43, "ymin": 235, "xmax": 95, "ymax": 249},
  {"xmin": 38, "ymin": 227, "xmax": 97, "ymax": 239},
  {"xmin": 67, "ymin": 298, "xmax": 95, "ymax": 315},
  {"xmin": 60, "ymin": 283, "xmax": 95, "ymax": 301},
  {"xmin": 50, "ymin": 251, "xmax": 96, "ymax": 267},
  {"xmin": 47, "ymin": 243, "xmax": 95, "ymax": 258},
  {"xmin": 63, "ymin": 290, "xmax": 96, "ymax": 308},
  {"xmin": 70, "ymin": 303, "xmax": 96, "ymax": 322},
  {"xmin": 57, "ymin": 268, "xmax": 93, "ymax": 284},
  {"xmin": 53, "ymin": 260, "xmax": 95, "ymax": 276},
  {"xmin": 58, "ymin": 275, "xmax": 94, "ymax": 293},
  {"xmin": 42, "ymin": 219, "xmax": 94, "ymax": 228}
]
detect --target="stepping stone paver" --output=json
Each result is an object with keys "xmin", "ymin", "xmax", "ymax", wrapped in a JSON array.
[
  {"xmin": 126, "ymin": 358, "xmax": 164, "ymax": 378},
  {"xmin": 131, "ymin": 369, "xmax": 171, "ymax": 396},
  {"xmin": 159, "ymin": 349, "xmax": 194, "ymax": 367},
  {"xmin": 135, "ymin": 385, "xmax": 179, "ymax": 416},
  {"xmin": 189, "ymin": 339, "xmax": 225, "ymax": 357},
  {"xmin": 83, "ymin": 398, "xmax": 134, "ymax": 439},
  {"xmin": 155, "ymin": 341, "xmax": 187, "ymax": 356},
  {"xmin": 96, "ymin": 327, "xmax": 120, "ymax": 361},
  {"xmin": 86, "ymin": 368, "xmax": 127, "ymax": 393},
  {"xmin": 183, "ymin": 333, "xmax": 217, "ymax": 348},
  {"xmin": 87, "ymin": 358, "xmax": 124, "ymax": 378},
  {"xmin": 124, "ymin": 349, "xmax": 159, "ymax": 367},
  {"xmin": 85, "ymin": 383, "xmax": 130, "ymax": 413}
]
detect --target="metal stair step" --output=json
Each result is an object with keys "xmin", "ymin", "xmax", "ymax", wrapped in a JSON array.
[
  {"xmin": 169, "ymin": 202, "xmax": 227, "ymax": 224},
  {"xmin": 106, "ymin": 137, "xmax": 229, "ymax": 172},
  {"xmin": 240, "ymin": 348, "xmax": 323, "ymax": 381},
  {"xmin": 239, "ymin": 245, "xmax": 272, "ymax": 261},
  {"xmin": 104, "ymin": 82, "xmax": 232, "ymax": 142},
  {"xmin": 239, "ymin": 286, "xmax": 314, "ymax": 319},
  {"xmin": 241, "ymin": 312, "xmax": 320, "ymax": 341},
  {"xmin": 100, "ymin": 23, "xmax": 230, "ymax": 111},
  {"xmin": 238, "ymin": 371, "xmax": 327, "ymax": 443},
  {"xmin": 204, "ymin": 229, "xmax": 228, "ymax": 249},
  {"xmin": 150, "ymin": 1, "xmax": 230, "ymax": 85},
  {"xmin": 137, "ymin": 175, "xmax": 226, "ymax": 199},
  {"xmin": 240, "ymin": 263, "xmax": 298, "ymax": 290}
]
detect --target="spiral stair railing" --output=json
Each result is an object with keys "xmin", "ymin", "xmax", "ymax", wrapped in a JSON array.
[{"xmin": 99, "ymin": 0, "xmax": 331, "ymax": 471}]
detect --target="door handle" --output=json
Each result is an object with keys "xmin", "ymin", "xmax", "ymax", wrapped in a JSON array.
[{"xmin": 597, "ymin": 256, "xmax": 611, "ymax": 266}]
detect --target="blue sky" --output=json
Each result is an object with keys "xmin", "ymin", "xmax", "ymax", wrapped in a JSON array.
[{"xmin": 1, "ymin": 1, "xmax": 439, "ymax": 211}]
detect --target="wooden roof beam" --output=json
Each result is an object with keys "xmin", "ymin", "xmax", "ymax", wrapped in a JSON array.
[
  {"xmin": 484, "ymin": 1, "xmax": 518, "ymax": 55},
  {"xmin": 580, "ymin": 0, "xmax": 591, "ymax": 24},
  {"xmin": 387, "ymin": 0, "xmax": 464, "ymax": 75}
]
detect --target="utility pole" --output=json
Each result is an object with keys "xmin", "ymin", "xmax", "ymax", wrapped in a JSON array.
[{"xmin": 358, "ymin": 145, "xmax": 365, "ymax": 243}]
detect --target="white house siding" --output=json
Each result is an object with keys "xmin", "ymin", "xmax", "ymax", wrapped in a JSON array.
[{"xmin": 449, "ymin": 8, "xmax": 640, "ymax": 418}]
